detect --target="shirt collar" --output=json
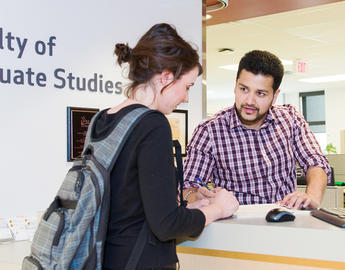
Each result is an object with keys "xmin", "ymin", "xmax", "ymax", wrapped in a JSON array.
[
  {"xmin": 228, "ymin": 106, "xmax": 242, "ymax": 129},
  {"xmin": 261, "ymin": 107, "xmax": 277, "ymax": 128}
]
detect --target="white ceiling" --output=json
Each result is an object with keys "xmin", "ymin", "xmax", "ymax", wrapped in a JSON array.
[{"xmin": 206, "ymin": 1, "xmax": 345, "ymax": 110}]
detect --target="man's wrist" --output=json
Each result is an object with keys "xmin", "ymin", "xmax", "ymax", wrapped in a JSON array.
[{"xmin": 305, "ymin": 191, "xmax": 322, "ymax": 205}]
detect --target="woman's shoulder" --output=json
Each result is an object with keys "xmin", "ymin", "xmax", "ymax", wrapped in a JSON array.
[
  {"xmin": 94, "ymin": 104, "xmax": 170, "ymax": 140},
  {"xmin": 132, "ymin": 109, "xmax": 173, "ymax": 148},
  {"xmin": 137, "ymin": 108, "xmax": 170, "ymax": 132}
]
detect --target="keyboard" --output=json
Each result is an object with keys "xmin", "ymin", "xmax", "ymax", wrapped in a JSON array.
[{"xmin": 311, "ymin": 208, "xmax": 345, "ymax": 228}]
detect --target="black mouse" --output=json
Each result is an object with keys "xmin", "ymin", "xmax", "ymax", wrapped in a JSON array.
[{"xmin": 265, "ymin": 208, "xmax": 295, "ymax": 222}]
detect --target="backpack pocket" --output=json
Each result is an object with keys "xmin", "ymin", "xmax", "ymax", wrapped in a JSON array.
[
  {"xmin": 22, "ymin": 255, "xmax": 43, "ymax": 270},
  {"xmin": 31, "ymin": 208, "xmax": 65, "ymax": 264}
]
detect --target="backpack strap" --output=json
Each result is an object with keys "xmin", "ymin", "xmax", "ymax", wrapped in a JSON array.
[
  {"xmin": 124, "ymin": 222, "xmax": 149, "ymax": 270},
  {"xmin": 173, "ymin": 140, "xmax": 187, "ymax": 207},
  {"xmin": 84, "ymin": 107, "xmax": 153, "ymax": 171}
]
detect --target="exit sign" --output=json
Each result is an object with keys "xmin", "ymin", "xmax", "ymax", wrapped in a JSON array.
[{"xmin": 297, "ymin": 61, "xmax": 307, "ymax": 73}]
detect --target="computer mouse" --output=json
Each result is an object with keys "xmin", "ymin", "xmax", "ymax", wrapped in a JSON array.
[{"xmin": 265, "ymin": 208, "xmax": 295, "ymax": 222}]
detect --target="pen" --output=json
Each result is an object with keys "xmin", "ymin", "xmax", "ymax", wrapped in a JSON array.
[{"xmin": 196, "ymin": 177, "xmax": 212, "ymax": 191}]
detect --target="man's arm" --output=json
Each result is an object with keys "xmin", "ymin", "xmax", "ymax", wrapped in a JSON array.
[
  {"xmin": 183, "ymin": 123, "xmax": 214, "ymax": 197},
  {"xmin": 280, "ymin": 166, "xmax": 327, "ymax": 209},
  {"xmin": 280, "ymin": 105, "xmax": 330, "ymax": 209},
  {"xmin": 305, "ymin": 166, "xmax": 327, "ymax": 204}
]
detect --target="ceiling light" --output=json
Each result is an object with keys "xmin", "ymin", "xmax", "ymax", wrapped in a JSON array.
[
  {"xmin": 219, "ymin": 59, "xmax": 293, "ymax": 71},
  {"xmin": 206, "ymin": 0, "xmax": 228, "ymax": 13},
  {"xmin": 206, "ymin": 14, "xmax": 212, "ymax": 20},
  {"xmin": 299, "ymin": 74, "xmax": 345, "ymax": 83},
  {"xmin": 219, "ymin": 64, "xmax": 238, "ymax": 71},
  {"xmin": 281, "ymin": 59, "xmax": 293, "ymax": 65}
]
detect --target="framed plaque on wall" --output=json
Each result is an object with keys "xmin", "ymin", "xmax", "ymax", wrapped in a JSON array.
[
  {"xmin": 67, "ymin": 106, "xmax": 99, "ymax": 161},
  {"xmin": 166, "ymin": 109, "xmax": 188, "ymax": 156}
]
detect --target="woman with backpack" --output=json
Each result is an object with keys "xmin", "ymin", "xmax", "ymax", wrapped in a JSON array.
[{"xmin": 98, "ymin": 23, "xmax": 239, "ymax": 270}]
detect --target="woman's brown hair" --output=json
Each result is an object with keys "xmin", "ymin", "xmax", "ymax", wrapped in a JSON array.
[{"xmin": 114, "ymin": 23, "xmax": 202, "ymax": 98}]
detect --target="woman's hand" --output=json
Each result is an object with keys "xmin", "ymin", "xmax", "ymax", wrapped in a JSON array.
[
  {"xmin": 186, "ymin": 199, "xmax": 210, "ymax": 209},
  {"xmin": 199, "ymin": 188, "xmax": 239, "ymax": 226}
]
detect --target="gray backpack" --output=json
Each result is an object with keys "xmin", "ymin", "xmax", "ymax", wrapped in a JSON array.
[{"xmin": 22, "ymin": 107, "xmax": 153, "ymax": 270}]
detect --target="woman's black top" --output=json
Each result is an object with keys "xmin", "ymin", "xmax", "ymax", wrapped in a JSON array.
[{"xmin": 94, "ymin": 104, "xmax": 205, "ymax": 269}]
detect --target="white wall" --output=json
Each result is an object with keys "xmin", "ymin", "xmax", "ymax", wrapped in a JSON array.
[
  {"xmin": 325, "ymin": 86, "xmax": 345, "ymax": 153},
  {"xmin": 282, "ymin": 87, "xmax": 345, "ymax": 153},
  {"xmin": 280, "ymin": 91, "xmax": 300, "ymax": 109},
  {"xmin": 0, "ymin": 0, "xmax": 202, "ymax": 217}
]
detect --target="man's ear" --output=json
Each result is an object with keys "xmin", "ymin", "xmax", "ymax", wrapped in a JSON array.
[
  {"xmin": 272, "ymin": 89, "xmax": 281, "ymax": 105},
  {"xmin": 160, "ymin": 70, "xmax": 174, "ymax": 85}
]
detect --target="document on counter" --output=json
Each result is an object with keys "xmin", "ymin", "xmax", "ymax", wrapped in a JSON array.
[
  {"xmin": 0, "ymin": 218, "xmax": 13, "ymax": 242},
  {"xmin": 233, "ymin": 203, "xmax": 311, "ymax": 219}
]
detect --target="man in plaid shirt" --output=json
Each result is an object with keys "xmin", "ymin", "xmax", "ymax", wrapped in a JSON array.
[{"xmin": 183, "ymin": 50, "xmax": 331, "ymax": 209}]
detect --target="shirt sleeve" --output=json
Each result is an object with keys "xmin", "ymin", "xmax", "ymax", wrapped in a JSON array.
[
  {"xmin": 137, "ymin": 113, "xmax": 205, "ymax": 241},
  {"xmin": 290, "ymin": 105, "xmax": 332, "ymax": 183},
  {"xmin": 183, "ymin": 122, "xmax": 215, "ymax": 189}
]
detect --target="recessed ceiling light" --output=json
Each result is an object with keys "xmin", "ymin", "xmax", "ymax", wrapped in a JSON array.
[
  {"xmin": 299, "ymin": 74, "xmax": 345, "ymax": 83},
  {"xmin": 219, "ymin": 64, "xmax": 238, "ymax": 71},
  {"xmin": 281, "ymin": 59, "xmax": 293, "ymax": 65},
  {"xmin": 219, "ymin": 59, "xmax": 292, "ymax": 71},
  {"xmin": 206, "ymin": 0, "xmax": 228, "ymax": 13},
  {"xmin": 206, "ymin": 14, "xmax": 212, "ymax": 20}
]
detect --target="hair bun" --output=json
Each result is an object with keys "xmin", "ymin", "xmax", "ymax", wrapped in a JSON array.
[{"xmin": 114, "ymin": 43, "xmax": 132, "ymax": 65}]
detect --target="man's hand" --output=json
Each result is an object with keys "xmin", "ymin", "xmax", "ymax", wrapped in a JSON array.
[
  {"xmin": 279, "ymin": 191, "xmax": 319, "ymax": 209},
  {"xmin": 279, "ymin": 166, "xmax": 327, "ymax": 209}
]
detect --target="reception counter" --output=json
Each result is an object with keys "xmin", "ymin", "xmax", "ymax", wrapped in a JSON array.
[
  {"xmin": 177, "ymin": 204, "xmax": 345, "ymax": 270},
  {"xmin": 1, "ymin": 204, "xmax": 345, "ymax": 270},
  {"xmin": 0, "ymin": 240, "xmax": 30, "ymax": 270}
]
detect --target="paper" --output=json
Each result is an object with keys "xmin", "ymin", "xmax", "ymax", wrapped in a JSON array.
[
  {"xmin": 233, "ymin": 203, "xmax": 311, "ymax": 219},
  {"xmin": 7, "ymin": 216, "xmax": 37, "ymax": 241},
  {"xmin": 0, "ymin": 218, "xmax": 13, "ymax": 242}
]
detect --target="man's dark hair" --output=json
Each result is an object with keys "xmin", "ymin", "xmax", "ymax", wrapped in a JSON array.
[{"xmin": 236, "ymin": 50, "xmax": 284, "ymax": 91}]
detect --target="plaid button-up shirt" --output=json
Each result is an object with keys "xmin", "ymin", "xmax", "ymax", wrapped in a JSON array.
[{"xmin": 183, "ymin": 104, "xmax": 331, "ymax": 204}]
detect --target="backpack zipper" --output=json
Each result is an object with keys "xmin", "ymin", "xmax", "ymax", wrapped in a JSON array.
[{"xmin": 75, "ymin": 171, "xmax": 85, "ymax": 194}]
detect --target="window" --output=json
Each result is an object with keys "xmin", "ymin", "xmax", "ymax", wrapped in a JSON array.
[{"xmin": 299, "ymin": 90, "xmax": 325, "ymax": 133}]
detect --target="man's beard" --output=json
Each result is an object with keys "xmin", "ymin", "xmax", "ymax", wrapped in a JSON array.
[{"xmin": 235, "ymin": 102, "xmax": 272, "ymax": 126}]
